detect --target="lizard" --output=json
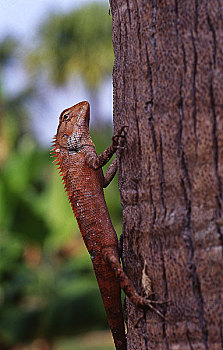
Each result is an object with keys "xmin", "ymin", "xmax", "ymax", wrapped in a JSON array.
[{"xmin": 51, "ymin": 101, "xmax": 165, "ymax": 350}]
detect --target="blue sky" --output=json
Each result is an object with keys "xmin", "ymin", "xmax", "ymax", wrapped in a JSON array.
[
  {"xmin": 0, "ymin": 0, "xmax": 112, "ymax": 146},
  {"xmin": 0, "ymin": 0, "xmax": 105, "ymax": 41}
]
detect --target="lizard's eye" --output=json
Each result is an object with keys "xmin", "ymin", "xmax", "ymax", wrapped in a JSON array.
[{"xmin": 63, "ymin": 114, "xmax": 69, "ymax": 120}]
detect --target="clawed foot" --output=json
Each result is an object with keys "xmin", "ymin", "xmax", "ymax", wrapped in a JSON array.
[
  {"xmin": 143, "ymin": 298, "xmax": 170, "ymax": 320},
  {"xmin": 112, "ymin": 125, "xmax": 128, "ymax": 150},
  {"xmin": 146, "ymin": 299, "xmax": 169, "ymax": 305},
  {"xmin": 135, "ymin": 298, "xmax": 170, "ymax": 327},
  {"xmin": 144, "ymin": 301, "xmax": 165, "ymax": 320}
]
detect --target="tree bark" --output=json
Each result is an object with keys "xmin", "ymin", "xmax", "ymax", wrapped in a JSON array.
[{"xmin": 110, "ymin": 0, "xmax": 223, "ymax": 349}]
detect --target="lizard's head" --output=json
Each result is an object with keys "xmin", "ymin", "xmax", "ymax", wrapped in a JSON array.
[{"xmin": 52, "ymin": 101, "xmax": 92, "ymax": 152}]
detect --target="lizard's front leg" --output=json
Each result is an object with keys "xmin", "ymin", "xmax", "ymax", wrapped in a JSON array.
[
  {"xmin": 103, "ymin": 158, "xmax": 117, "ymax": 188},
  {"xmin": 85, "ymin": 126, "xmax": 127, "ymax": 170}
]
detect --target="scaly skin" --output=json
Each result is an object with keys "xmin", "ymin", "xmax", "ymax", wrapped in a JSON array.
[{"xmin": 51, "ymin": 101, "xmax": 164, "ymax": 350}]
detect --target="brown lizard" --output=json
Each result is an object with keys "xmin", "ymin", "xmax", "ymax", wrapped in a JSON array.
[{"xmin": 51, "ymin": 101, "xmax": 164, "ymax": 350}]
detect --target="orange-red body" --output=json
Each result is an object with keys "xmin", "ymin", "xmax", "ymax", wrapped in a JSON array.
[{"xmin": 52, "ymin": 101, "xmax": 126, "ymax": 350}]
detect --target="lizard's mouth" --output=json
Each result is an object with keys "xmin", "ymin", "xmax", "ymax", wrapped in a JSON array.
[{"xmin": 70, "ymin": 101, "xmax": 90, "ymax": 126}]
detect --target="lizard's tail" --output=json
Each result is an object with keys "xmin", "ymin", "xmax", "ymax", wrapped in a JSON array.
[{"xmin": 93, "ymin": 261, "xmax": 127, "ymax": 350}]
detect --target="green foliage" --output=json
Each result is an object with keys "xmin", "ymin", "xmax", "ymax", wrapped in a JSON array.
[
  {"xmin": 0, "ymin": 3, "xmax": 119, "ymax": 348},
  {"xmin": 28, "ymin": 2, "xmax": 113, "ymax": 89},
  {"xmin": 0, "ymin": 125, "xmax": 121, "ymax": 347},
  {"xmin": 55, "ymin": 333, "xmax": 114, "ymax": 350},
  {"xmin": 0, "ymin": 36, "xmax": 17, "ymax": 67}
]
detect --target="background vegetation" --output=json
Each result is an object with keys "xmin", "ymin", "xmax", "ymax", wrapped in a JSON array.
[{"xmin": 0, "ymin": 3, "xmax": 120, "ymax": 349}]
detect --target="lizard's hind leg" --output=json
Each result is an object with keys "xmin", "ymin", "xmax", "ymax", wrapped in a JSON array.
[{"xmin": 102, "ymin": 246, "xmax": 166, "ymax": 320}]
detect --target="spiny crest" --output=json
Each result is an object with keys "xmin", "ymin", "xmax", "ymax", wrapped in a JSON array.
[
  {"xmin": 50, "ymin": 134, "xmax": 58, "ymax": 158},
  {"xmin": 50, "ymin": 132, "xmax": 75, "ymax": 215},
  {"xmin": 51, "ymin": 135, "xmax": 65, "ymax": 184}
]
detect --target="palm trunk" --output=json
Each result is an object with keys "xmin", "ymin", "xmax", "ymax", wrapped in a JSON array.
[{"xmin": 110, "ymin": 0, "xmax": 223, "ymax": 348}]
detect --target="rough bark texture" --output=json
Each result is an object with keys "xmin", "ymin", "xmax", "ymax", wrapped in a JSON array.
[{"xmin": 110, "ymin": 0, "xmax": 223, "ymax": 349}]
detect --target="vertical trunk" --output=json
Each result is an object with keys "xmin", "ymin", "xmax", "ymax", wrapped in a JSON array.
[{"xmin": 110, "ymin": 0, "xmax": 223, "ymax": 349}]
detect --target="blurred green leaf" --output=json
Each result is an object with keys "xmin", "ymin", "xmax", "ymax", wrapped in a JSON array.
[
  {"xmin": 0, "ymin": 7, "xmax": 120, "ymax": 349},
  {"xmin": 55, "ymin": 331, "xmax": 114, "ymax": 350},
  {"xmin": 0, "ymin": 36, "xmax": 17, "ymax": 67},
  {"xmin": 27, "ymin": 2, "xmax": 113, "ymax": 90}
]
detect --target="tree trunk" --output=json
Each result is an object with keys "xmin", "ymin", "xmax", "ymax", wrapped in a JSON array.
[{"xmin": 110, "ymin": 0, "xmax": 223, "ymax": 349}]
